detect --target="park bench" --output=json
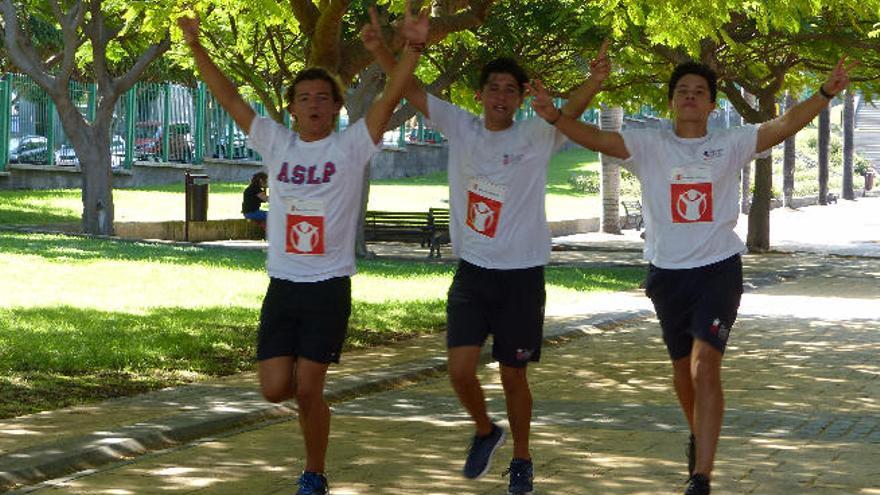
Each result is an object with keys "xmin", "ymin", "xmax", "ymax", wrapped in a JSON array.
[
  {"xmin": 364, "ymin": 208, "xmax": 450, "ymax": 258},
  {"xmin": 621, "ymin": 200, "xmax": 644, "ymax": 230}
]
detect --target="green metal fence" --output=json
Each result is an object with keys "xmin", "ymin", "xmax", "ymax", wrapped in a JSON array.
[
  {"xmin": 0, "ymin": 74, "xmax": 302, "ymax": 170},
  {"xmin": 1, "ymin": 73, "xmax": 607, "ymax": 171}
]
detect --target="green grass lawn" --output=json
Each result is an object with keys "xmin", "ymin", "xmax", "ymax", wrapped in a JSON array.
[
  {"xmin": 0, "ymin": 148, "xmax": 604, "ymax": 225},
  {"xmin": 0, "ymin": 231, "xmax": 643, "ymax": 418}
]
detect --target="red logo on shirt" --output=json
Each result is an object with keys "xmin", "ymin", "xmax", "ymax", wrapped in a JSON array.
[
  {"xmin": 286, "ymin": 215, "xmax": 325, "ymax": 254},
  {"xmin": 671, "ymin": 183, "xmax": 713, "ymax": 223},
  {"xmin": 466, "ymin": 191, "xmax": 502, "ymax": 238}
]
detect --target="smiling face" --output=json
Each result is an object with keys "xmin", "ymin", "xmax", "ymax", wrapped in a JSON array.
[
  {"xmin": 476, "ymin": 72, "xmax": 525, "ymax": 131},
  {"xmin": 669, "ymin": 73, "xmax": 716, "ymax": 125},
  {"xmin": 287, "ymin": 78, "xmax": 342, "ymax": 141}
]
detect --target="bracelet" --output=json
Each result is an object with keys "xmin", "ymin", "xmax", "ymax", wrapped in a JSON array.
[
  {"xmin": 406, "ymin": 42, "xmax": 425, "ymax": 53},
  {"xmin": 546, "ymin": 109, "xmax": 562, "ymax": 126},
  {"xmin": 818, "ymin": 85, "xmax": 834, "ymax": 100}
]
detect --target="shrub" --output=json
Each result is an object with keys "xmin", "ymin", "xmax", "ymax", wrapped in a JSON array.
[{"xmin": 568, "ymin": 171, "xmax": 601, "ymax": 194}]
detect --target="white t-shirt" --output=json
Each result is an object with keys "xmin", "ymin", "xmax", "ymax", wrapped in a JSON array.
[
  {"xmin": 427, "ymin": 95, "xmax": 567, "ymax": 269},
  {"xmin": 247, "ymin": 117, "xmax": 378, "ymax": 282},
  {"xmin": 621, "ymin": 124, "xmax": 758, "ymax": 269}
]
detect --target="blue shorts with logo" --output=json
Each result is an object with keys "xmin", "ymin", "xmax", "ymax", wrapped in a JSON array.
[
  {"xmin": 446, "ymin": 260, "xmax": 545, "ymax": 368},
  {"xmin": 644, "ymin": 254, "xmax": 743, "ymax": 361}
]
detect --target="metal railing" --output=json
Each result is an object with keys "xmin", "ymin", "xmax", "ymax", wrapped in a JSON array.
[{"xmin": 1, "ymin": 73, "xmax": 610, "ymax": 172}]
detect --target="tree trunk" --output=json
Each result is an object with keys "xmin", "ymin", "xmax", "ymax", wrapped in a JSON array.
[
  {"xmin": 745, "ymin": 96, "xmax": 777, "ymax": 252},
  {"xmin": 842, "ymin": 90, "xmax": 855, "ymax": 200},
  {"xmin": 818, "ymin": 105, "xmax": 830, "ymax": 204},
  {"xmin": 746, "ymin": 154, "xmax": 772, "ymax": 252},
  {"xmin": 349, "ymin": 65, "xmax": 385, "ymax": 258},
  {"xmin": 599, "ymin": 105, "xmax": 623, "ymax": 234},
  {"xmin": 782, "ymin": 92, "xmax": 797, "ymax": 208},
  {"xmin": 78, "ymin": 133, "xmax": 115, "ymax": 235},
  {"xmin": 740, "ymin": 90, "xmax": 756, "ymax": 214},
  {"xmin": 49, "ymin": 87, "xmax": 118, "ymax": 236}
]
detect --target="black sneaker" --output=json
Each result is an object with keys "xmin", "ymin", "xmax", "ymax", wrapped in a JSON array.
[
  {"xmin": 687, "ymin": 433, "xmax": 696, "ymax": 476},
  {"xmin": 463, "ymin": 423, "xmax": 506, "ymax": 479},
  {"xmin": 684, "ymin": 473, "xmax": 711, "ymax": 495},
  {"xmin": 503, "ymin": 458, "xmax": 534, "ymax": 495}
]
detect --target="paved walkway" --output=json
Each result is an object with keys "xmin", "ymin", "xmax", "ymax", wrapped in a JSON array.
[{"xmin": 1, "ymin": 197, "xmax": 879, "ymax": 494}]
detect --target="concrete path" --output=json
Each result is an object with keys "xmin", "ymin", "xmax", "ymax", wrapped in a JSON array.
[
  {"xmin": 6, "ymin": 254, "xmax": 877, "ymax": 494},
  {"xmin": 2, "ymin": 195, "xmax": 878, "ymax": 494}
]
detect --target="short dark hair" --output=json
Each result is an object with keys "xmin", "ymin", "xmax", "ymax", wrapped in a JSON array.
[
  {"xmin": 286, "ymin": 67, "xmax": 345, "ymax": 106},
  {"xmin": 479, "ymin": 57, "xmax": 528, "ymax": 94},
  {"xmin": 668, "ymin": 62, "xmax": 717, "ymax": 102},
  {"xmin": 250, "ymin": 171, "xmax": 267, "ymax": 187}
]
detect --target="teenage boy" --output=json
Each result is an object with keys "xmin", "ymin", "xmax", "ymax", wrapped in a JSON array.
[
  {"xmin": 362, "ymin": 14, "xmax": 610, "ymax": 494},
  {"xmin": 529, "ymin": 57, "xmax": 855, "ymax": 495},
  {"xmin": 178, "ymin": 6, "xmax": 428, "ymax": 495}
]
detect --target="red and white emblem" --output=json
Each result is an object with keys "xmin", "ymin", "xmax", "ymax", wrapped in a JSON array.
[
  {"xmin": 670, "ymin": 166, "xmax": 713, "ymax": 223},
  {"xmin": 285, "ymin": 199, "xmax": 325, "ymax": 255},
  {"xmin": 466, "ymin": 177, "xmax": 506, "ymax": 238}
]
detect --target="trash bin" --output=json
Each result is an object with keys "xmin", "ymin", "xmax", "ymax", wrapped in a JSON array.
[
  {"xmin": 865, "ymin": 171, "xmax": 875, "ymax": 191},
  {"xmin": 185, "ymin": 171, "xmax": 209, "ymax": 222}
]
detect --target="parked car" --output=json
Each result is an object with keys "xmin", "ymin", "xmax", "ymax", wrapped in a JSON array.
[
  {"xmin": 135, "ymin": 121, "xmax": 193, "ymax": 162},
  {"xmin": 55, "ymin": 135, "xmax": 126, "ymax": 167},
  {"xmin": 9, "ymin": 135, "xmax": 49, "ymax": 164},
  {"xmin": 212, "ymin": 129, "xmax": 248, "ymax": 159}
]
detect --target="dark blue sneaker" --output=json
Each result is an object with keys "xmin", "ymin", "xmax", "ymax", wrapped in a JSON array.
[
  {"xmin": 684, "ymin": 473, "xmax": 710, "ymax": 495},
  {"xmin": 463, "ymin": 423, "xmax": 506, "ymax": 479},
  {"xmin": 504, "ymin": 458, "xmax": 534, "ymax": 495},
  {"xmin": 296, "ymin": 471, "xmax": 329, "ymax": 495}
]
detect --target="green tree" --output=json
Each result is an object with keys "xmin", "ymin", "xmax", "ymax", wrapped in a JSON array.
[
  {"xmin": 1, "ymin": 0, "xmax": 173, "ymax": 235},
  {"xmin": 594, "ymin": 1, "xmax": 880, "ymax": 251}
]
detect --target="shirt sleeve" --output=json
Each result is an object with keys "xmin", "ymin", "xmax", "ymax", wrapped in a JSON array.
[
  {"xmin": 730, "ymin": 124, "xmax": 759, "ymax": 170},
  {"xmin": 247, "ymin": 117, "xmax": 292, "ymax": 166},
  {"xmin": 337, "ymin": 118, "xmax": 381, "ymax": 169},
  {"xmin": 620, "ymin": 129, "xmax": 652, "ymax": 174},
  {"xmin": 426, "ymin": 94, "xmax": 474, "ymax": 144}
]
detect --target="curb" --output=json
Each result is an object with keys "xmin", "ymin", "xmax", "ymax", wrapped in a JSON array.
[{"xmin": 0, "ymin": 309, "xmax": 651, "ymax": 492}]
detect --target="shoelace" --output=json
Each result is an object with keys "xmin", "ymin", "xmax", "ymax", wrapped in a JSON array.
[{"xmin": 502, "ymin": 464, "xmax": 531, "ymax": 482}]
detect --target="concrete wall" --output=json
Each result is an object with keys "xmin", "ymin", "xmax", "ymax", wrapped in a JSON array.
[
  {"xmin": 371, "ymin": 142, "xmax": 447, "ymax": 179},
  {"xmin": 0, "ymin": 144, "xmax": 448, "ymax": 190},
  {"xmin": 115, "ymin": 218, "xmax": 264, "ymax": 242}
]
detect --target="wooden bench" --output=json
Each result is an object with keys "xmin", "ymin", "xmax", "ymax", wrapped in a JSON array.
[
  {"xmin": 364, "ymin": 208, "xmax": 450, "ymax": 257},
  {"xmin": 621, "ymin": 200, "xmax": 644, "ymax": 230}
]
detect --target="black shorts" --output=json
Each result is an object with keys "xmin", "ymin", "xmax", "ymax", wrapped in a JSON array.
[
  {"xmin": 446, "ymin": 260, "xmax": 545, "ymax": 368},
  {"xmin": 644, "ymin": 254, "xmax": 743, "ymax": 361},
  {"xmin": 256, "ymin": 276, "xmax": 351, "ymax": 364}
]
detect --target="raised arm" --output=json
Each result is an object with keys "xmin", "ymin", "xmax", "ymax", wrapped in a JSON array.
[
  {"xmin": 178, "ymin": 16, "xmax": 256, "ymax": 133},
  {"xmin": 527, "ymin": 79, "xmax": 630, "ymax": 160},
  {"xmin": 756, "ymin": 57, "xmax": 856, "ymax": 153},
  {"xmin": 361, "ymin": 5, "xmax": 429, "ymax": 118},
  {"xmin": 559, "ymin": 39, "xmax": 610, "ymax": 118}
]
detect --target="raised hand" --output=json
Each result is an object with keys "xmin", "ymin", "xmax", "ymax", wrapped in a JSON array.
[
  {"xmin": 526, "ymin": 79, "xmax": 561, "ymax": 122},
  {"xmin": 400, "ymin": 0, "xmax": 429, "ymax": 47},
  {"xmin": 823, "ymin": 56, "xmax": 858, "ymax": 96},
  {"xmin": 588, "ymin": 39, "xmax": 611, "ymax": 84},
  {"xmin": 360, "ymin": 6, "xmax": 386, "ymax": 53},
  {"xmin": 177, "ymin": 15, "xmax": 200, "ymax": 44}
]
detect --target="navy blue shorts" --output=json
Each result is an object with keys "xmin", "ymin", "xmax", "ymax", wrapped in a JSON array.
[
  {"xmin": 446, "ymin": 260, "xmax": 545, "ymax": 368},
  {"xmin": 644, "ymin": 254, "xmax": 743, "ymax": 361},
  {"xmin": 256, "ymin": 276, "xmax": 350, "ymax": 364}
]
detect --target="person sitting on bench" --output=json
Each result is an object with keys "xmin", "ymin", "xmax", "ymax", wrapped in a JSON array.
[{"xmin": 242, "ymin": 171, "xmax": 268, "ymax": 225}]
